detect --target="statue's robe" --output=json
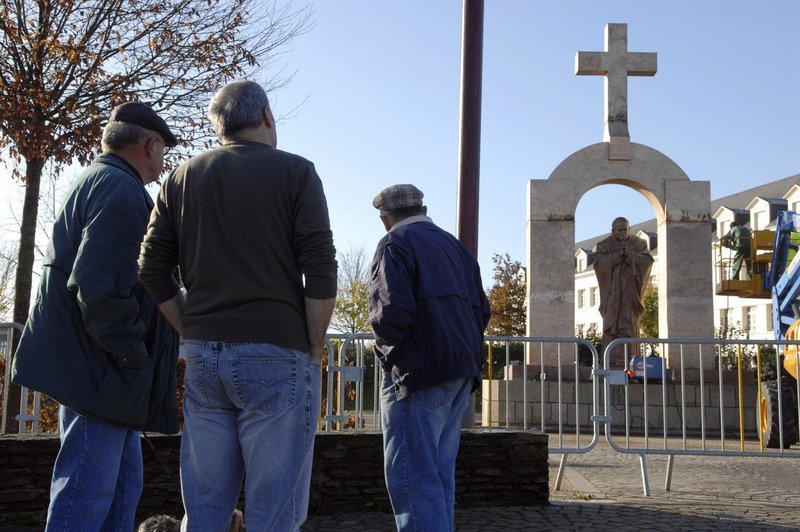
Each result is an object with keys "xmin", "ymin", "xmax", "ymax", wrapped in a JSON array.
[{"xmin": 592, "ymin": 234, "xmax": 654, "ymax": 363}]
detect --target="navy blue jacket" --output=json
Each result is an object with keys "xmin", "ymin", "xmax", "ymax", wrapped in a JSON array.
[
  {"xmin": 12, "ymin": 154, "xmax": 180, "ymax": 433},
  {"xmin": 369, "ymin": 217, "xmax": 491, "ymax": 400}
]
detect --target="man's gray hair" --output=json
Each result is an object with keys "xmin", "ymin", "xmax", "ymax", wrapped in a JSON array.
[
  {"xmin": 208, "ymin": 80, "xmax": 270, "ymax": 141},
  {"xmin": 137, "ymin": 514, "xmax": 180, "ymax": 532},
  {"xmin": 382, "ymin": 205, "xmax": 426, "ymax": 222},
  {"xmin": 101, "ymin": 121, "xmax": 148, "ymax": 153}
]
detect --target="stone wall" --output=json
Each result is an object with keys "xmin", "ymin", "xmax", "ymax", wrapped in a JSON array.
[
  {"xmin": 482, "ymin": 379, "xmax": 758, "ymax": 436},
  {"xmin": 0, "ymin": 429, "xmax": 548, "ymax": 527}
]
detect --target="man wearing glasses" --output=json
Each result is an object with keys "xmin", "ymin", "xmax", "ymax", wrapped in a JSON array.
[{"xmin": 12, "ymin": 102, "xmax": 182, "ymax": 530}]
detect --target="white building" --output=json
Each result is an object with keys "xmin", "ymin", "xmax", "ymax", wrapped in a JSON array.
[{"xmin": 574, "ymin": 173, "xmax": 800, "ymax": 341}]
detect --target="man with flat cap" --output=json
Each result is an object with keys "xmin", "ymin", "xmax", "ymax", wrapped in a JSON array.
[
  {"xmin": 12, "ymin": 102, "xmax": 182, "ymax": 530},
  {"xmin": 368, "ymin": 184, "xmax": 491, "ymax": 532}
]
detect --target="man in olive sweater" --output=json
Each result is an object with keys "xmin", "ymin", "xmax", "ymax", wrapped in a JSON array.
[{"xmin": 138, "ymin": 80, "xmax": 337, "ymax": 531}]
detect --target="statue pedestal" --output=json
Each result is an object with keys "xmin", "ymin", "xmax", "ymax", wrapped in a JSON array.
[
  {"xmin": 483, "ymin": 366, "xmax": 757, "ymax": 435},
  {"xmin": 505, "ymin": 363, "xmax": 593, "ymax": 382},
  {"xmin": 505, "ymin": 362, "xmax": 753, "ymax": 385}
]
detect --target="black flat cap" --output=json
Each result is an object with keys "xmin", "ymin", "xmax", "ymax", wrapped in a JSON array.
[{"xmin": 109, "ymin": 102, "xmax": 178, "ymax": 147}]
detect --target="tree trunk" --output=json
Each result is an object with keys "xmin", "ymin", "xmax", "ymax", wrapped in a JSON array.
[{"xmin": 4, "ymin": 158, "xmax": 44, "ymax": 434}]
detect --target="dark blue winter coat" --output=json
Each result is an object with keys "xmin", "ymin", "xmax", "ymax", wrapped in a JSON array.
[
  {"xmin": 11, "ymin": 154, "xmax": 180, "ymax": 433},
  {"xmin": 369, "ymin": 216, "xmax": 491, "ymax": 400}
]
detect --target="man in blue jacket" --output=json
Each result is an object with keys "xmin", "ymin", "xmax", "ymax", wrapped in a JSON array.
[
  {"xmin": 368, "ymin": 184, "xmax": 491, "ymax": 532},
  {"xmin": 11, "ymin": 102, "xmax": 182, "ymax": 531}
]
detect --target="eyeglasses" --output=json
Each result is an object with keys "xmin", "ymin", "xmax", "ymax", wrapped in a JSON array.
[{"xmin": 152, "ymin": 137, "xmax": 170, "ymax": 155}]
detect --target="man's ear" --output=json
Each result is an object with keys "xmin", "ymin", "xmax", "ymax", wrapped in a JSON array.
[
  {"xmin": 144, "ymin": 136, "xmax": 158, "ymax": 158},
  {"xmin": 263, "ymin": 107, "xmax": 274, "ymax": 129}
]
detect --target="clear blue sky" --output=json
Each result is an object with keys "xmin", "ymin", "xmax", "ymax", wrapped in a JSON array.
[
  {"xmin": 1, "ymin": 1, "xmax": 797, "ymax": 288},
  {"xmin": 271, "ymin": 0, "xmax": 799, "ymax": 280}
]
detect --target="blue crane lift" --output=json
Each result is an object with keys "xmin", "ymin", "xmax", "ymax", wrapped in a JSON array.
[{"xmin": 716, "ymin": 210, "xmax": 799, "ymax": 448}]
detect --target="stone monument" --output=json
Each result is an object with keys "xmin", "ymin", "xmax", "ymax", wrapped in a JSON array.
[{"xmin": 526, "ymin": 23, "xmax": 714, "ymax": 369}]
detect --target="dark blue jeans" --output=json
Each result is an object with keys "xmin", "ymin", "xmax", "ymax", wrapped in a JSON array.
[
  {"xmin": 46, "ymin": 405, "xmax": 142, "ymax": 531},
  {"xmin": 380, "ymin": 373, "xmax": 472, "ymax": 531}
]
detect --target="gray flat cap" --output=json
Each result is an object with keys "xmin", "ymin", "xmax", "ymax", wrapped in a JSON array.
[{"xmin": 373, "ymin": 184, "xmax": 424, "ymax": 212}]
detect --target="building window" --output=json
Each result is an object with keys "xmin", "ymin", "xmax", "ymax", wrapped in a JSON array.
[
  {"xmin": 577, "ymin": 258, "xmax": 585, "ymax": 272},
  {"xmin": 753, "ymin": 211, "xmax": 762, "ymax": 230},
  {"xmin": 792, "ymin": 201, "xmax": 800, "ymax": 214},
  {"xmin": 744, "ymin": 306, "xmax": 757, "ymax": 333},
  {"xmin": 590, "ymin": 287, "xmax": 598, "ymax": 307},
  {"xmin": 577, "ymin": 289, "xmax": 586, "ymax": 309},
  {"xmin": 721, "ymin": 308, "xmax": 737, "ymax": 328}
]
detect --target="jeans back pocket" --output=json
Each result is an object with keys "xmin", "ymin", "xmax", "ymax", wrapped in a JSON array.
[{"xmin": 231, "ymin": 357, "xmax": 299, "ymax": 415}]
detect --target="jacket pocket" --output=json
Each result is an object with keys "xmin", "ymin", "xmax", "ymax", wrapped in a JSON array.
[{"xmin": 94, "ymin": 360, "xmax": 154, "ymax": 429}]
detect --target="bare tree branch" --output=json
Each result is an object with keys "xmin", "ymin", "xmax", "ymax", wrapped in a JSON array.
[
  {"xmin": 0, "ymin": 0, "xmax": 314, "ymax": 335},
  {"xmin": 0, "ymin": 241, "xmax": 18, "ymax": 320},
  {"xmin": 331, "ymin": 246, "xmax": 372, "ymax": 335}
]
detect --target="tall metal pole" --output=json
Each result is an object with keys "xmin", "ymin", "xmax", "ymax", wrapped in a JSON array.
[
  {"xmin": 457, "ymin": 0, "xmax": 484, "ymax": 427},
  {"xmin": 457, "ymin": 0, "xmax": 483, "ymax": 254}
]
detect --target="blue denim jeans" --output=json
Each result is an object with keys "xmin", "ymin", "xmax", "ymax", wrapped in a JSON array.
[
  {"xmin": 180, "ymin": 340, "xmax": 321, "ymax": 532},
  {"xmin": 46, "ymin": 405, "xmax": 143, "ymax": 531},
  {"xmin": 380, "ymin": 373, "xmax": 472, "ymax": 532}
]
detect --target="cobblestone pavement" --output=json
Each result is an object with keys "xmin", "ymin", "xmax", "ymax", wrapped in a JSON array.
[{"xmin": 302, "ymin": 438, "xmax": 800, "ymax": 531}]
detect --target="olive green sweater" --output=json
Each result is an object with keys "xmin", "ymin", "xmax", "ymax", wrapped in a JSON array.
[{"xmin": 139, "ymin": 141, "xmax": 337, "ymax": 351}]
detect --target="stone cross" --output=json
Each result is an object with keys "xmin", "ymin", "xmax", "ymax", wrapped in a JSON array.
[{"xmin": 575, "ymin": 23, "xmax": 657, "ymax": 160}]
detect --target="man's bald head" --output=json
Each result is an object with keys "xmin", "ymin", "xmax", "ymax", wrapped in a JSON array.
[{"xmin": 208, "ymin": 80, "xmax": 271, "ymax": 142}]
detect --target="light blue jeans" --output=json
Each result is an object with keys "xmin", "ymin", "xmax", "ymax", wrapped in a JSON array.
[
  {"xmin": 46, "ymin": 405, "xmax": 143, "ymax": 531},
  {"xmin": 380, "ymin": 373, "xmax": 473, "ymax": 532},
  {"xmin": 180, "ymin": 340, "xmax": 321, "ymax": 532}
]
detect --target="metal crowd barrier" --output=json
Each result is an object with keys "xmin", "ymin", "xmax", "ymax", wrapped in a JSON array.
[
  {"xmin": 479, "ymin": 335, "xmax": 800, "ymax": 496},
  {"xmin": 0, "ymin": 322, "xmax": 34, "ymax": 434},
  {"xmin": 481, "ymin": 336, "xmax": 601, "ymax": 493},
  {"xmin": 1, "ymin": 329, "xmax": 377, "ymax": 436},
  {"xmin": 322, "ymin": 333, "xmax": 376, "ymax": 431},
  {"xmin": 600, "ymin": 337, "xmax": 800, "ymax": 496}
]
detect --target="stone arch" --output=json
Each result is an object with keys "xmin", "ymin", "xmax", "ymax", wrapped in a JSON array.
[{"xmin": 526, "ymin": 142, "xmax": 714, "ymax": 368}]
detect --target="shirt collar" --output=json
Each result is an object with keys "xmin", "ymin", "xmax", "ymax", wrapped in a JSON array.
[
  {"xmin": 96, "ymin": 153, "xmax": 144, "ymax": 184},
  {"xmin": 390, "ymin": 214, "xmax": 433, "ymax": 232}
]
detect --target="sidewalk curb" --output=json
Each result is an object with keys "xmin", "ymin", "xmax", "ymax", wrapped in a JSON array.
[{"xmin": 563, "ymin": 467, "xmax": 607, "ymax": 501}]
